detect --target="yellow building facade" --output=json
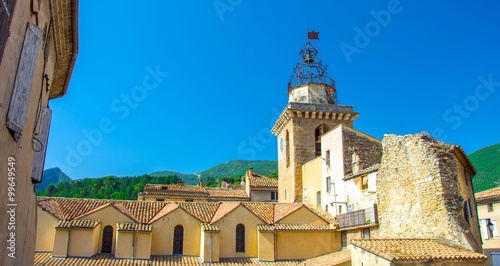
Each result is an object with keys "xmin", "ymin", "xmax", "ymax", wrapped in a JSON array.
[
  {"xmin": 35, "ymin": 197, "xmax": 339, "ymax": 263},
  {"xmin": 476, "ymin": 187, "xmax": 500, "ymax": 266},
  {"xmin": 0, "ymin": 0, "xmax": 78, "ymax": 265}
]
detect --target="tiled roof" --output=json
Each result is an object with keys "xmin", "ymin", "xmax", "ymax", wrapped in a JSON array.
[
  {"xmin": 143, "ymin": 184, "xmax": 249, "ymax": 199},
  {"xmin": 242, "ymin": 202, "xmax": 274, "ymax": 224},
  {"xmin": 37, "ymin": 197, "xmax": 336, "ymax": 230},
  {"xmin": 211, "ymin": 202, "xmax": 241, "ymax": 224},
  {"xmin": 258, "ymin": 224, "xmax": 335, "ymax": 231},
  {"xmin": 344, "ymin": 163, "xmax": 380, "ymax": 180},
  {"xmin": 202, "ymin": 223, "xmax": 220, "ymax": 232},
  {"xmin": 36, "ymin": 197, "xmax": 168, "ymax": 224},
  {"xmin": 274, "ymin": 203, "xmax": 303, "ymax": 223},
  {"xmin": 56, "ymin": 219, "xmax": 100, "ymax": 229},
  {"xmin": 205, "ymin": 188, "xmax": 249, "ymax": 199},
  {"xmin": 475, "ymin": 186, "xmax": 500, "ymax": 204},
  {"xmin": 34, "ymin": 253, "xmax": 301, "ymax": 265},
  {"xmin": 117, "ymin": 223, "xmax": 152, "ymax": 232},
  {"xmin": 178, "ymin": 202, "xmax": 220, "ymax": 223},
  {"xmin": 248, "ymin": 173, "xmax": 278, "ymax": 188},
  {"xmin": 297, "ymin": 250, "xmax": 351, "ymax": 266},
  {"xmin": 350, "ymin": 239, "xmax": 487, "ymax": 262}
]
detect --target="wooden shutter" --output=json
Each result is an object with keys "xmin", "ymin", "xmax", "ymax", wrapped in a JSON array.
[
  {"xmin": 492, "ymin": 219, "xmax": 499, "ymax": 239},
  {"xmin": 6, "ymin": 23, "xmax": 43, "ymax": 139},
  {"xmin": 0, "ymin": 0, "xmax": 17, "ymax": 65},
  {"xmin": 31, "ymin": 107, "xmax": 52, "ymax": 183},
  {"xmin": 480, "ymin": 220, "xmax": 489, "ymax": 240}
]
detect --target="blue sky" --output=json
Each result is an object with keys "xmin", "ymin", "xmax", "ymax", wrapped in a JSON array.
[{"xmin": 45, "ymin": 0, "xmax": 500, "ymax": 179}]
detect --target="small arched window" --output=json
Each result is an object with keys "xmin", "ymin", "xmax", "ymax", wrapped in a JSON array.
[{"xmin": 236, "ymin": 224, "xmax": 245, "ymax": 252}]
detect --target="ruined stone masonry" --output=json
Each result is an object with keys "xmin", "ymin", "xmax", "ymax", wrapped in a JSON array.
[{"xmin": 377, "ymin": 133, "xmax": 482, "ymax": 252}]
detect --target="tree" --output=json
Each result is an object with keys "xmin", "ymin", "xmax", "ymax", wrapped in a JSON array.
[{"xmin": 46, "ymin": 184, "xmax": 57, "ymax": 197}]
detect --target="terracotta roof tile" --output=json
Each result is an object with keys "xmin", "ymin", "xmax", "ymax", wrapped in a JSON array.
[
  {"xmin": 178, "ymin": 202, "xmax": 220, "ymax": 223},
  {"xmin": 205, "ymin": 188, "xmax": 249, "ymax": 199},
  {"xmin": 37, "ymin": 197, "xmax": 168, "ymax": 224},
  {"xmin": 242, "ymin": 202, "xmax": 274, "ymax": 224},
  {"xmin": 211, "ymin": 202, "xmax": 241, "ymax": 224},
  {"xmin": 274, "ymin": 203, "xmax": 303, "ymax": 223},
  {"xmin": 257, "ymin": 224, "xmax": 335, "ymax": 231},
  {"xmin": 56, "ymin": 219, "xmax": 100, "ymax": 229},
  {"xmin": 37, "ymin": 198, "xmax": 63, "ymax": 219},
  {"xmin": 149, "ymin": 203, "xmax": 179, "ymax": 224},
  {"xmin": 117, "ymin": 223, "xmax": 152, "ymax": 232},
  {"xmin": 476, "ymin": 186, "xmax": 500, "ymax": 204},
  {"xmin": 297, "ymin": 250, "xmax": 351, "ymax": 266},
  {"xmin": 143, "ymin": 184, "xmax": 249, "ymax": 199},
  {"xmin": 117, "ymin": 200, "xmax": 167, "ymax": 224},
  {"xmin": 34, "ymin": 253, "xmax": 301, "ymax": 265},
  {"xmin": 350, "ymin": 239, "xmax": 487, "ymax": 262},
  {"xmin": 202, "ymin": 223, "xmax": 220, "ymax": 232},
  {"xmin": 248, "ymin": 174, "xmax": 278, "ymax": 188}
]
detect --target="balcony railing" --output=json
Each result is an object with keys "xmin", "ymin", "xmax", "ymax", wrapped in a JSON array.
[{"xmin": 337, "ymin": 205, "xmax": 378, "ymax": 229}]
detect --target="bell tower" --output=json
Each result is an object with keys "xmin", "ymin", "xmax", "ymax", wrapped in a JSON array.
[{"xmin": 272, "ymin": 35, "xmax": 359, "ymax": 203}]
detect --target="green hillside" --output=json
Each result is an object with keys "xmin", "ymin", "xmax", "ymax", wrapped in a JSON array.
[
  {"xmin": 469, "ymin": 143, "xmax": 500, "ymax": 192},
  {"xmin": 200, "ymin": 160, "xmax": 277, "ymax": 180},
  {"xmin": 38, "ymin": 167, "xmax": 73, "ymax": 191},
  {"xmin": 150, "ymin": 160, "xmax": 278, "ymax": 185}
]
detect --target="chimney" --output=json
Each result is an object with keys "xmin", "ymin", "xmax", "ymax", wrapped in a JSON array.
[
  {"xmin": 352, "ymin": 152, "xmax": 362, "ymax": 174},
  {"xmin": 200, "ymin": 179, "xmax": 205, "ymax": 187},
  {"xmin": 177, "ymin": 180, "xmax": 185, "ymax": 186},
  {"xmin": 247, "ymin": 167, "xmax": 253, "ymax": 178}
]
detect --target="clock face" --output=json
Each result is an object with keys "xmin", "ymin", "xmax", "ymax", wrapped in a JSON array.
[{"xmin": 279, "ymin": 137, "xmax": 285, "ymax": 154}]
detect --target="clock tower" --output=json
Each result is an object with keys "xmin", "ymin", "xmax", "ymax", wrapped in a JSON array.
[{"xmin": 272, "ymin": 38, "xmax": 359, "ymax": 203}]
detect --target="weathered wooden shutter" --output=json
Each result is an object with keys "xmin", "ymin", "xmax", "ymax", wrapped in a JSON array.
[
  {"xmin": 0, "ymin": 0, "xmax": 17, "ymax": 65},
  {"xmin": 31, "ymin": 107, "xmax": 52, "ymax": 183},
  {"xmin": 6, "ymin": 23, "xmax": 43, "ymax": 139}
]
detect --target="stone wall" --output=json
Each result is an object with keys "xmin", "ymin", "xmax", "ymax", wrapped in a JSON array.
[
  {"xmin": 342, "ymin": 128, "xmax": 382, "ymax": 176},
  {"xmin": 377, "ymin": 134, "xmax": 482, "ymax": 252}
]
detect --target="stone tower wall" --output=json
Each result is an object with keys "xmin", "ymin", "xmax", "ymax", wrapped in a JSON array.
[
  {"xmin": 377, "ymin": 134, "xmax": 482, "ymax": 252},
  {"xmin": 277, "ymin": 117, "xmax": 353, "ymax": 203},
  {"xmin": 341, "ymin": 128, "xmax": 382, "ymax": 175}
]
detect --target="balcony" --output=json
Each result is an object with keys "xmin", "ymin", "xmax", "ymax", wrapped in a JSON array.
[{"xmin": 337, "ymin": 205, "xmax": 378, "ymax": 229}]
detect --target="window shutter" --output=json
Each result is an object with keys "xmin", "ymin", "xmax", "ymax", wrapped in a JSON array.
[
  {"xmin": 31, "ymin": 107, "xmax": 52, "ymax": 183},
  {"xmin": 492, "ymin": 219, "xmax": 499, "ymax": 239},
  {"xmin": 480, "ymin": 220, "xmax": 489, "ymax": 240},
  {"xmin": 0, "ymin": 0, "xmax": 17, "ymax": 65},
  {"xmin": 6, "ymin": 23, "xmax": 43, "ymax": 139}
]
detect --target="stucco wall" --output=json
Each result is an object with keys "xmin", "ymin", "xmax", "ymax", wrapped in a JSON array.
[
  {"xmin": 276, "ymin": 231, "xmax": 339, "ymax": 260},
  {"xmin": 68, "ymin": 229, "xmax": 97, "ymax": 257},
  {"xmin": 258, "ymin": 231, "xmax": 275, "ymax": 262},
  {"xmin": 150, "ymin": 208, "xmax": 201, "ymax": 256},
  {"xmin": 321, "ymin": 125, "xmax": 345, "ymax": 216},
  {"xmin": 0, "ymin": 0, "xmax": 59, "ymax": 264},
  {"xmin": 200, "ymin": 230, "xmax": 220, "ymax": 263},
  {"xmin": 302, "ymin": 157, "xmax": 323, "ymax": 208},
  {"xmin": 478, "ymin": 202, "xmax": 500, "ymax": 266},
  {"xmin": 351, "ymin": 245, "xmax": 391, "ymax": 266},
  {"xmin": 215, "ymin": 206, "xmax": 263, "ymax": 258},
  {"xmin": 278, "ymin": 207, "xmax": 327, "ymax": 225},
  {"xmin": 250, "ymin": 190, "xmax": 274, "ymax": 202},
  {"xmin": 35, "ymin": 207, "xmax": 59, "ymax": 252},
  {"xmin": 79, "ymin": 205, "xmax": 135, "ymax": 254},
  {"xmin": 52, "ymin": 229, "xmax": 69, "ymax": 258}
]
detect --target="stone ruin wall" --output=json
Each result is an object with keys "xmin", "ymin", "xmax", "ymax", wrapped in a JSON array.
[{"xmin": 376, "ymin": 133, "xmax": 481, "ymax": 252}]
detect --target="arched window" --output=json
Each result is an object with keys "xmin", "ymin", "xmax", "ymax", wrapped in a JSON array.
[
  {"xmin": 236, "ymin": 224, "xmax": 245, "ymax": 252},
  {"xmin": 315, "ymin": 124, "xmax": 328, "ymax": 157},
  {"xmin": 285, "ymin": 130, "xmax": 290, "ymax": 167},
  {"xmin": 101, "ymin": 225, "xmax": 113, "ymax": 253},
  {"xmin": 173, "ymin": 225, "xmax": 184, "ymax": 255}
]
